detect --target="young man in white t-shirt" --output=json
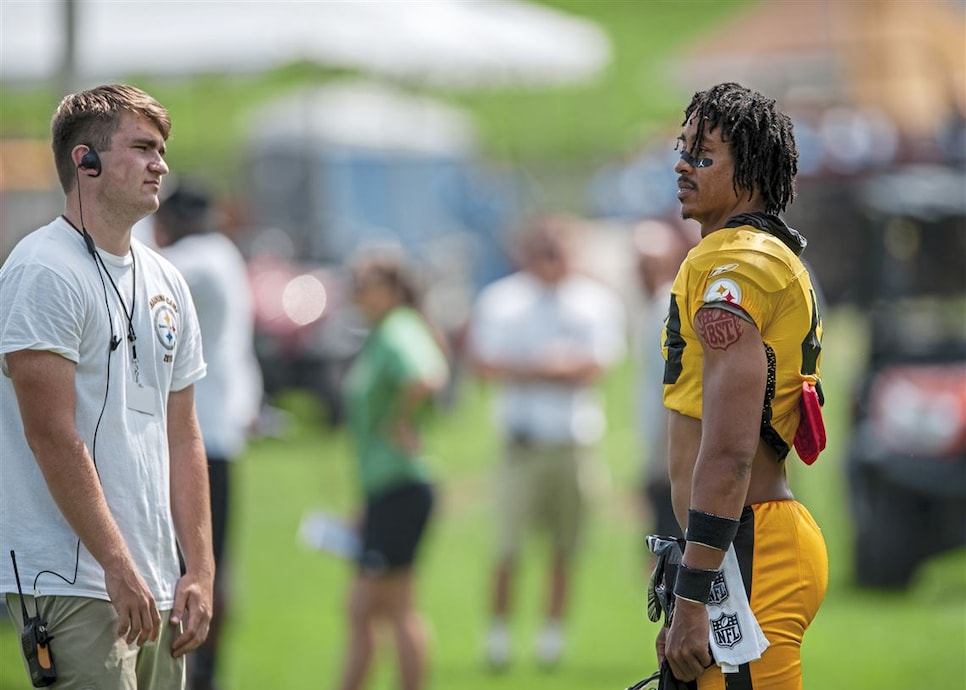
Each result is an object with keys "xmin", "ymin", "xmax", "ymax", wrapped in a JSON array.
[{"xmin": 0, "ymin": 84, "xmax": 213, "ymax": 689}]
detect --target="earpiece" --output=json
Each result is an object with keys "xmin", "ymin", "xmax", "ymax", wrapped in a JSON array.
[
  {"xmin": 78, "ymin": 148, "xmax": 101, "ymax": 177},
  {"xmin": 75, "ymin": 146, "xmax": 100, "ymax": 256}
]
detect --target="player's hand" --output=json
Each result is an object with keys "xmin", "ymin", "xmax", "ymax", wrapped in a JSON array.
[
  {"xmin": 104, "ymin": 564, "xmax": 161, "ymax": 646},
  {"xmin": 655, "ymin": 626, "xmax": 668, "ymax": 666},
  {"xmin": 664, "ymin": 598, "xmax": 713, "ymax": 681},
  {"xmin": 169, "ymin": 572, "xmax": 213, "ymax": 657}
]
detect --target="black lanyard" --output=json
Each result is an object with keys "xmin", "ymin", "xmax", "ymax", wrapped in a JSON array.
[{"xmin": 63, "ymin": 216, "xmax": 139, "ymax": 361}]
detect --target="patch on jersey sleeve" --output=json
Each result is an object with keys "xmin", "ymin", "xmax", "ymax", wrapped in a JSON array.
[{"xmin": 704, "ymin": 278, "xmax": 742, "ymax": 306}]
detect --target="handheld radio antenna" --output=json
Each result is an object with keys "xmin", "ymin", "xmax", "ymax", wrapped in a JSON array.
[
  {"xmin": 10, "ymin": 550, "xmax": 30, "ymax": 621},
  {"xmin": 10, "ymin": 549, "xmax": 58, "ymax": 685}
]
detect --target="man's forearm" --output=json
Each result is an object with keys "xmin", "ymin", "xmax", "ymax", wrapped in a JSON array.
[
  {"xmin": 30, "ymin": 436, "xmax": 138, "ymax": 579},
  {"xmin": 9, "ymin": 349, "xmax": 138, "ymax": 581},
  {"xmin": 471, "ymin": 355, "xmax": 602, "ymax": 385}
]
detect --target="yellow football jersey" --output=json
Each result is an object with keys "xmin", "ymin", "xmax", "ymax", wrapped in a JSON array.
[{"xmin": 662, "ymin": 221, "xmax": 823, "ymax": 460}]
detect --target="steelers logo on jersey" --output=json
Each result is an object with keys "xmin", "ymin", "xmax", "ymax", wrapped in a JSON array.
[{"xmin": 704, "ymin": 278, "xmax": 742, "ymax": 306}]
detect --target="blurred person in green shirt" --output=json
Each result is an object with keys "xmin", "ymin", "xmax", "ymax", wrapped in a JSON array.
[{"xmin": 337, "ymin": 247, "xmax": 449, "ymax": 690}]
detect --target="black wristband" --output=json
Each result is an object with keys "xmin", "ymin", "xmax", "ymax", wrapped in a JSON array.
[
  {"xmin": 673, "ymin": 563, "xmax": 718, "ymax": 605},
  {"xmin": 685, "ymin": 509, "xmax": 740, "ymax": 551}
]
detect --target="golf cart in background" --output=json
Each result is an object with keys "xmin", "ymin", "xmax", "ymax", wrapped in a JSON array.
[{"xmin": 846, "ymin": 164, "xmax": 966, "ymax": 589}]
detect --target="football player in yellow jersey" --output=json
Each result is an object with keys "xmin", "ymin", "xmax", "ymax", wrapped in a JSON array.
[{"xmin": 655, "ymin": 83, "xmax": 829, "ymax": 689}]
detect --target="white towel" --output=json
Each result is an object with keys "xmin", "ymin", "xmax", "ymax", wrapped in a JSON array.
[
  {"xmin": 298, "ymin": 511, "xmax": 360, "ymax": 559},
  {"xmin": 705, "ymin": 545, "xmax": 769, "ymax": 672}
]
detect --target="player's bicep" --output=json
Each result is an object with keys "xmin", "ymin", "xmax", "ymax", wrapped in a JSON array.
[
  {"xmin": 694, "ymin": 304, "xmax": 764, "ymax": 384},
  {"xmin": 693, "ymin": 303, "xmax": 754, "ymax": 352},
  {"xmin": 695, "ymin": 305, "xmax": 766, "ymax": 454}
]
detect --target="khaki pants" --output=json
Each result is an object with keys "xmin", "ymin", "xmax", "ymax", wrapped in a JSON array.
[
  {"xmin": 5, "ymin": 593, "xmax": 185, "ymax": 690},
  {"xmin": 497, "ymin": 441, "xmax": 591, "ymax": 559}
]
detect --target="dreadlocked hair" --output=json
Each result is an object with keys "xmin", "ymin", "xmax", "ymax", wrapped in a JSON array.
[{"xmin": 683, "ymin": 82, "xmax": 798, "ymax": 215}]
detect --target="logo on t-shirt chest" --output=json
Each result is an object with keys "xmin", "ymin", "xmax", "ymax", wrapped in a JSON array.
[{"xmin": 149, "ymin": 294, "xmax": 180, "ymax": 360}]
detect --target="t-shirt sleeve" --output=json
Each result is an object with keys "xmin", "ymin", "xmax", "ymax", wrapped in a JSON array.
[
  {"xmin": 466, "ymin": 288, "xmax": 506, "ymax": 363},
  {"xmin": 589, "ymin": 289, "xmax": 627, "ymax": 367},
  {"xmin": 0, "ymin": 264, "xmax": 84, "ymax": 370},
  {"xmin": 389, "ymin": 318, "xmax": 448, "ymax": 386}
]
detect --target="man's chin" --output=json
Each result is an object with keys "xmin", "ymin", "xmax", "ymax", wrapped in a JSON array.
[{"xmin": 125, "ymin": 199, "xmax": 160, "ymax": 228}]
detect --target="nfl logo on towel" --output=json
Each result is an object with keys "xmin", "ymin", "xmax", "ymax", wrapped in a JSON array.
[
  {"xmin": 708, "ymin": 571, "xmax": 729, "ymax": 605},
  {"xmin": 711, "ymin": 612, "xmax": 743, "ymax": 649}
]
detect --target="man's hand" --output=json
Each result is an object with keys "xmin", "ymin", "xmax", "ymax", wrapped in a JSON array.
[
  {"xmin": 664, "ymin": 598, "xmax": 712, "ymax": 681},
  {"xmin": 104, "ymin": 563, "xmax": 161, "ymax": 646},
  {"xmin": 655, "ymin": 626, "xmax": 668, "ymax": 667},
  {"xmin": 169, "ymin": 571, "xmax": 213, "ymax": 657}
]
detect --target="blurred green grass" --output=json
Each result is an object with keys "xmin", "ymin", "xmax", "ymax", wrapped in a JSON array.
[{"xmin": 3, "ymin": 306, "xmax": 963, "ymax": 689}]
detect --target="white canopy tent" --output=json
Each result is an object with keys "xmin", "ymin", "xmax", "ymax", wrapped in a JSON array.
[
  {"xmin": 246, "ymin": 80, "xmax": 479, "ymax": 154},
  {"xmin": 0, "ymin": 0, "xmax": 610, "ymax": 90}
]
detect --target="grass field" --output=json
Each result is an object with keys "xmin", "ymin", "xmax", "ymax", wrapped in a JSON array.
[{"xmin": 2, "ymin": 306, "xmax": 964, "ymax": 689}]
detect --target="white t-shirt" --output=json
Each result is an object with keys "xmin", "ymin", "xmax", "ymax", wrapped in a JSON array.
[
  {"xmin": 635, "ymin": 281, "xmax": 674, "ymax": 483},
  {"xmin": 0, "ymin": 217, "xmax": 206, "ymax": 606},
  {"xmin": 159, "ymin": 232, "xmax": 261, "ymax": 459},
  {"xmin": 469, "ymin": 271, "xmax": 626, "ymax": 446}
]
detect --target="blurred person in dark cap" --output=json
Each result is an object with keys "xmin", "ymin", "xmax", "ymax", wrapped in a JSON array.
[
  {"xmin": 154, "ymin": 178, "xmax": 263, "ymax": 690},
  {"xmin": 631, "ymin": 219, "xmax": 691, "ymax": 558}
]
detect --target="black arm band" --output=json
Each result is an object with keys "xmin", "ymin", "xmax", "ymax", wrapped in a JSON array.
[
  {"xmin": 685, "ymin": 509, "xmax": 740, "ymax": 551},
  {"xmin": 673, "ymin": 563, "xmax": 718, "ymax": 605}
]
